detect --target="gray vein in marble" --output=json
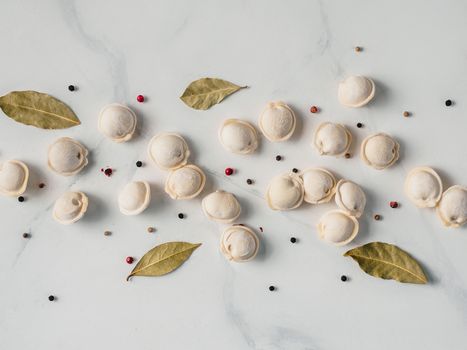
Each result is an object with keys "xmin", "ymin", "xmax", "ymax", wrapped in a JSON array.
[
  {"xmin": 316, "ymin": 0, "xmax": 342, "ymax": 77},
  {"xmin": 417, "ymin": 215, "xmax": 467, "ymax": 324},
  {"xmin": 223, "ymin": 264, "xmax": 320, "ymax": 350},
  {"xmin": 205, "ymin": 168, "xmax": 264, "ymax": 199},
  {"xmin": 11, "ymin": 200, "xmax": 54, "ymax": 269},
  {"xmin": 60, "ymin": 0, "xmax": 129, "ymax": 101}
]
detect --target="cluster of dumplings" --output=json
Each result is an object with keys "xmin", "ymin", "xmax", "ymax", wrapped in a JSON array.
[
  {"xmin": 218, "ymin": 78, "xmax": 399, "ymax": 169},
  {"xmin": 0, "ymin": 75, "xmax": 465, "ymax": 265},
  {"xmin": 148, "ymin": 134, "xmax": 258, "ymax": 262},
  {"xmin": 266, "ymin": 170, "xmax": 365, "ymax": 245},
  {"xmin": 405, "ymin": 167, "xmax": 467, "ymax": 228},
  {"xmin": 148, "ymin": 133, "xmax": 205, "ymax": 201}
]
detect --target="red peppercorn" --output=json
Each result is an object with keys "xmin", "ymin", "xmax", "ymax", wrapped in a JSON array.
[
  {"xmin": 136, "ymin": 95, "xmax": 145, "ymax": 103},
  {"xmin": 225, "ymin": 167, "xmax": 234, "ymax": 176},
  {"xmin": 310, "ymin": 106, "xmax": 319, "ymax": 113},
  {"xmin": 390, "ymin": 201, "xmax": 399, "ymax": 208},
  {"xmin": 103, "ymin": 168, "xmax": 113, "ymax": 177},
  {"xmin": 126, "ymin": 256, "xmax": 134, "ymax": 264}
]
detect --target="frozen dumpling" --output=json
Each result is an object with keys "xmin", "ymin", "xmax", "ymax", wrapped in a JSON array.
[
  {"xmin": 258, "ymin": 101, "xmax": 296, "ymax": 142},
  {"xmin": 405, "ymin": 167, "xmax": 442, "ymax": 208},
  {"xmin": 266, "ymin": 173, "xmax": 304, "ymax": 210},
  {"xmin": 202, "ymin": 190, "xmax": 241, "ymax": 223},
  {"xmin": 436, "ymin": 185, "xmax": 467, "ymax": 228},
  {"xmin": 53, "ymin": 191, "xmax": 88, "ymax": 224},
  {"xmin": 300, "ymin": 168, "xmax": 336, "ymax": 204},
  {"xmin": 118, "ymin": 181, "xmax": 151, "ymax": 216},
  {"xmin": 47, "ymin": 137, "xmax": 88, "ymax": 176},
  {"xmin": 147, "ymin": 133, "xmax": 190, "ymax": 170},
  {"xmin": 317, "ymin": 210, "xmax": 359, "ymax": 245},
  {"xmin": 313, "ymin": 122, "xmax": 352, "ymax": 157},
  {"xmin": 338, "ymin": 75, "xmax": 375, "ymax": 108},
  {"xmin": 335, "ymin": 179, "xmax": 366, "ymax": 218},
  {"xmin": 165, "ymin": 164, "xmax": 206, "ymax": 200},
  {"xmin": 218, "ymin": 119, "xmax": 258, "ymax": 154},
  {"xmin": 98, "ymin": 103, "xmax": 137, "ymax": 142},
  {"xmin": 0, "ymin": 160, "xmax": 29, "ymax": 196},
  {"xmin": 220, "ymin": 225, "xmax": 259, "ymax": 262},
  {"xmin": 361, "ymin": 133, "xmax": 399, "ymax": 170}
]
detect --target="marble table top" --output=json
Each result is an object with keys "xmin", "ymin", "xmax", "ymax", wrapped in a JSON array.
[{"xmin": 0, "ymin": 0, "xmax": 466, "ymax": 349}]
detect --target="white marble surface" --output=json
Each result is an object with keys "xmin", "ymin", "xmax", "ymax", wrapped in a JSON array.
[{"xmin": 1, "ymin": 1, "xmax": 467, "ymax": 349}]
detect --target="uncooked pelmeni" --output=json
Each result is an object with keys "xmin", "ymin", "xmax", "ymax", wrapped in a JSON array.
[
  {"xmin": 317, "ymin": 210, "xmax": 359, "ymax": 246},
  {"xmin": 165, "ymin": 164, "xmax": 206, "ymax": 200},
  {"xmin": 266, "ymin": 173, "xmax": 304, "ymax": 210},
  {"xmin": 361, "ymin": 133, "xmax": 399, "ymax": 170},
  {"xmin": 300, "ymin": 168, "xmax": 336, "ymax": 204},
  {"xmin": 258, "ymin": 101, "xmax": 296, "ymax": 142},
  {"xmin": 98, "ymin": 103, "xmax": 137, "ymax": 142},
  {"xmin": 220, "ymin": 225, "xmax": 259, "ymax": 262},
  {"xmin": 405, "ymin": 167, "xmax": 443, "ymax": 208},
  {"xmin": 47, "ymin": 137, "xmax": 88, "ymax": 176},
  {"xmin": 0, "ymin": 160, "xmax": 29, "ymax": 197},
  {"xmin": 335, "ymin": 179, "xmax": 366, "ymax": 218},
  {"xmin": 118, "ymin": 181, "xmax": 151, "ymax": 216},
  {"xmin": 202, "ymin": 190, "xmax": 241, "ymax": 223},
  {"xmin": 218, "ymin": 119, "xmax": 258, "ymax": 154},
  {"xmin": 338, "ymin": 75, "xmax": 375, "ymax": 108},
  {"xmin": 147, "ymin": 133, "xmax": 190, "ymax": 170},
  {"xmin": 313, "ymin": 122, "xmax": 352, "ymax": 157},
  {"xmin": 436, "ymin": 185, "xmax": 467, "ymax": 228},
  {"xmin": 53, "ymin": 191, "xmax": 88, "ymax": 225}
]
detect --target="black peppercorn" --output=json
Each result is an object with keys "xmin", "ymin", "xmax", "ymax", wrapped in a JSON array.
[
  {"xmin": 38, "ymin": 183, "xmax": 45, "ymax": 188},
  {"xmin": 48, "ymin": 295, "xmax": 55, "ymax": 301},
  {"xmin": 68, "ymin": 85, "xmax": 75, "ymax": 91},
  {"xmin": 356, "ymin": 122, "xmax": 363, "ymax": 128},
  {"xmin": 268, "ymin": 286, "xmax": 275, "ymax": 291},
  {"xmin": 18, "ymin": 196, "xmax": 24, "ymax": 202},
  {"xmin": 292, "ymin": 168, "xmax": 298, "ymax": 173},
  {"xmin": 341, "ymin": 275, "xmax": 348, "ymax": 282},
  {"xmin": 290, "ymin": 237, "xmax": 297, "ymax": 243},
  {"xmin": 275, "ymin": 155, "xmax": 282, "ymax": 161},
  {"xmin": 178, "ymin": 213, "xmax": 184, "ymax": 219},
  {"xmin": 136, "ymin": 161, "xmax": 143, "ymax": 167},
  {"xmin": 246, "ymin": 179, "xmax": 253, "ymax": 185},
  {"xmin": 22, "ymin": 233, "xmax": 29, "ymax": 238},
  {"xmin": 445, "ymin": 99, "xmax": 452, "ymax": 106}
]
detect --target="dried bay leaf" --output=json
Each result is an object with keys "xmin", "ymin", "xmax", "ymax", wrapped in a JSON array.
[
  {"xmin": 127, "ymin": 242, "xmax": 201, "ymax": 280},
  {"xmin": 0, "ymin": 91, "xmax": 80, "ymax": 129},
  {"xmin": 344, "ymin": 242, "xmax": 428, "ymax": 284},
  {"xmin": 180, "ymin": 78, "xmax": 246, "ymax": 110}
]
